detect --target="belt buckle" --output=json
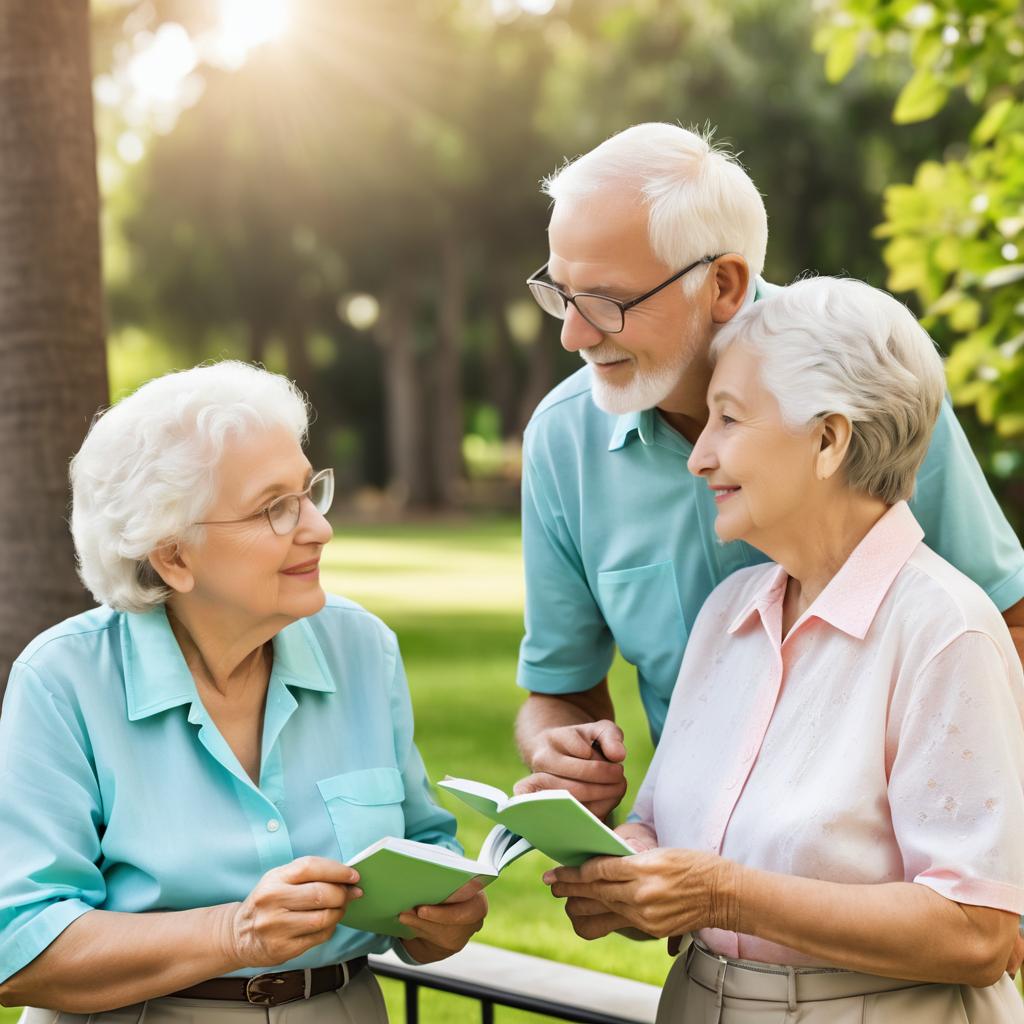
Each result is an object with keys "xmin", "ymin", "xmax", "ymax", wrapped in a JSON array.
[{"xmin": 245, "ymin": 972, "xmax": 290, "ymax": 1006}]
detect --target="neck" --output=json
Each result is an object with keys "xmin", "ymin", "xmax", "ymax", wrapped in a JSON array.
[
  {"xmin": 166, "ymin": 598, "xmax": 286, "ymax": 696},
  {"xmin": 756, "ymin": 491, "xmax": 890, "ymax": 612}
]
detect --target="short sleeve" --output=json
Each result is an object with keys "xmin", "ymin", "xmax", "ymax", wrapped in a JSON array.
[
  {"xmin": 0, "ymin": 662, "xmax": 106, "ymax": 983},
  {"xmin": 910, "ymin": 401, "xmax": 1024, "ymax": 612},
  {"xmin": 516, "ymin": 445, "xmax": 615, "ymax": 694},
  {"xmin": 887, "ymin": 630, "xmax": 1024, "ymax": 913}
]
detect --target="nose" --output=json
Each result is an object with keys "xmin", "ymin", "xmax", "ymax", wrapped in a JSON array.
[
  {"xmin": 295, "ymin": 494, "xmax": 333, "ymax": 546},
  {"xmin": 687, "ymin": 422, "xmax": 718, "ymax": 478},
  {"xmin": 559, "ymin": 303, "xmax": 604, "ymax": 353}
]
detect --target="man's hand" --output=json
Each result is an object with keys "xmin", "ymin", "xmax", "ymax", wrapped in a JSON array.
[
  {"xmin": 399, "ymin": 881, "xmax": 488, "ymax": 964},
  {"xmin": 514, "ymin": 720, "xmax": 627, "ymax": 821},
  {"xmin": 543, "ymin": 847, "xmax": 740, "ymax": 940},
  {"xmin": 615, "ymin": 822, "xmax": 658, "ymax": 853}
]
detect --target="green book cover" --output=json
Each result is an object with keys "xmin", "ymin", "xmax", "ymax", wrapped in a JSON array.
[
  {"xmin": 341, "ymin": 829, "xmax": 530, "ymax": 938},
  {"xmin": 437, "ymin": 777, "xmax": 634, "ymax": 867}
]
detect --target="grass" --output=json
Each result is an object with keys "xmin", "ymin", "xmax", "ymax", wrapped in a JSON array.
[
  {"xmin": 4, "ymin": 515, "xmax": 1019, "ymax": 1020},
  {"xmin": 323, "ymin": 517, "xmax": 673, "ymax": 1020}
]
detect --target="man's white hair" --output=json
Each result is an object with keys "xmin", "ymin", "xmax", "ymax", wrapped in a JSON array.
[
  {"xmin": 711, "ymin": 277, "xmax": 947, "ymax": 505},
  {"xmin": 71, "ymin": 361, "xmax": 309, "ymax": 613},
  {"xmin": 542, "ymin": 122, "xmax": 768, "ymax": 294}
]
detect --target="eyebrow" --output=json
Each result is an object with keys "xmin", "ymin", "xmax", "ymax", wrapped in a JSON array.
[
  {"xmin": 247, "ymin": 467, "xmax": 313, "ymax": 508},
  {"xmin": 546, "ymin": 273, "xmax": 635, "ymax": 300},
  {"xmin": 711, "ymin": 390, "xmax": 747, "ymax": 409}
]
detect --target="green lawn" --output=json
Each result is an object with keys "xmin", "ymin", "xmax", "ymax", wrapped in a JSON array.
[
  {"xmin": 321, "ymin": 518, "xmax": 673, "ymax": 1021},
  {"xmin": 4, "ymin": 516, "xmax": 1019, "ymax": 1021}
]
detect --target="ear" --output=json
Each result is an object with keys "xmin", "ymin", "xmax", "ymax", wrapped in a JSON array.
[
  {"xmin": 147, "ymin": 542, "xmax": 195, "ymax": 595},
  {"xmin": 815, "ymin": 414, "xmax": 853, "ymax": 481},
  {"xmin": 709, "ymin": 255, "xmax": 751, "ymax": 325}
]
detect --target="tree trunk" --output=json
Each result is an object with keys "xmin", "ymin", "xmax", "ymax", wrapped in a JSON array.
[
  {"xmin": 432, "ymin": 232, "xmax": 465, "ymax": 507},
  {"xmin": 0, "ymin": 0, "xmax": 108, "ymax": 699},
  {"xmin": 518, "ymin": 324, "xmax": 554, "ymax": 435},
  {"xmin": 377, "ymin": 281, "xmax": 429, "ymax": 509},
  {"xmin": 487, "ymin": 289, "xmax": 520, "ymax": 439}
]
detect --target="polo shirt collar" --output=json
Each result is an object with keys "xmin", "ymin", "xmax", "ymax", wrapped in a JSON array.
[
  {"xmin": 608, "ymin": 408, "xmax": 657, "ymax": 451},
  {"xmin": 727, "ymin": 501, "xmax": 924, "ymax": 640},
  {"xmin": 607, "ymin": 277, "xmax": 766, "ymax": 453},
  {"xmin": 122, "ymin": 606, "xmax": 334, "ymax": 722}
]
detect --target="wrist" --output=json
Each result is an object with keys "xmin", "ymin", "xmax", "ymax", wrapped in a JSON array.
[
  {"xmin": 710, "ymin": 858, "xmax": 744, "ymax": 933},
  {"xmin": 211, "ymin": 902, "xmax": 245, "ymax": 972}
]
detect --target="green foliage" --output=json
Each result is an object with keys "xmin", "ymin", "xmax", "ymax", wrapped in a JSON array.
[{"xmin": 817, "ymin": 0, "xmax": 1024, "ymax": 517}]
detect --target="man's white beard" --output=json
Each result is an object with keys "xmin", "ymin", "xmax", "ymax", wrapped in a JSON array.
[{"xmin": 584, "ymin": 339, "xmax": 691, "ymax": 415}]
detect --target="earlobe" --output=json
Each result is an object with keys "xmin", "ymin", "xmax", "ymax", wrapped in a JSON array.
[{"xmin": 148, "ymin": 543, "xmax": 195, "ymax": 595}]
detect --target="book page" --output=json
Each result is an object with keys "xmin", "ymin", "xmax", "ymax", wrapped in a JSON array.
[{"xmin": 438, "ymin": 776, "xmax": 509, "ymax": 821}]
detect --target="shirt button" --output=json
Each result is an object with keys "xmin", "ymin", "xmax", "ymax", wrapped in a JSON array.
[{"xmin": 266, "ymin": 819, "xmax": 281, "ymax": 833}]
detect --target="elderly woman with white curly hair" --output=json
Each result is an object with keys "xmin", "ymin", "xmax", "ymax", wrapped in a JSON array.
[
  {"xmin": 0, "ymin": 362, "xmax": 487, "ymax": 1021},
  {"xmin": 544, "ymin": 278, "xmax": 1024, "ymax": 1023}
]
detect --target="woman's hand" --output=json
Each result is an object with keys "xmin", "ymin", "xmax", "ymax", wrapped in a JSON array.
[
  {"xmin": 399, "ymin": 881, "xmax": 488, "ymax": 963},
  {"xmin": 544, "ymin": 848, "xmax": 740, "ymax": 940},
  {"xmin": 1006, "ymin": 928, "xmax": 1024, "ymax": 977},
  {"xmin": 615, "ymin": 822, "xmax": 658, "ymax": 853},
  {"xmin": 220, "ymin": 856, "xmax": 363, "ymax": 968}
]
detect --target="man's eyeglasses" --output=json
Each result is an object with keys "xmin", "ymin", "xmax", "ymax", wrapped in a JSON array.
[
  {"xmin": 526, "ymin": 255, "xmax": 722, "ymax": 334},
  {"xmin": 196, "ymin": 468, "xmax": 335, "ymax": 537}
]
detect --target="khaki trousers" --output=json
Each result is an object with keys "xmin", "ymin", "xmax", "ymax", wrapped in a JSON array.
[
  {"xmin": 17, "ymin": 967, "xmax": 389, "ymax": 1024},
  {"xmin": 656, "ymin": 941, "xmax": 1024, "ymax": 1024}
]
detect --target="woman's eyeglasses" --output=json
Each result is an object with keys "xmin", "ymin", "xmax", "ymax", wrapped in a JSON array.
[{"xmin": 196, "ymin": 468, "xmax": 334, "ymax": 537}]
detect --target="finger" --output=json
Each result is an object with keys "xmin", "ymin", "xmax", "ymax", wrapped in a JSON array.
[
  {"xmin": 576, "ymin": 854, "xmax": 637, "ymax": 884},
  {"xmin": 411, "ymin": 893, "xmax": 488, "ymax": 925},
  {"xmin": 565, "ymin": 896, "xmax": 614, "ymax": 917},
  {"xmin": 439, "ymin": 880, "xmax": 485, "ymax": 904},
  {"xmin": 543, "ymin": 866, "xmax": 582, "ymax": 886},
  {"xmin": 572, "ymin": 721, "xmax": 627, "ymax": 764},
  {"xmin": 550, "ymin": 879, "xmax": 634, "ymax": 905},
  {"xmin": 278, "ymin": 881, "xmax": 358, "ymax": 911},
  {"xmin": 569, "ymin": 910, "xmax": 625, "ymax": 941},
  {"xmin": 288, "ymin": 907, "xmax": 348, "ymax": 936},
  {"xmin": 530, "ymin": 749, "xmax": 627, "ymax": 786},
  {"xmin": 280, "ymin": 856, "xmax": 360, "ymax": 887},
  {"xmin": 517, "ymin": 772, "xmax": 624, "ymax": 806}
]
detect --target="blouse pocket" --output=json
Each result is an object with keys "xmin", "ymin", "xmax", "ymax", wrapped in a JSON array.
[
  {"xmin": 317, "ymin": 766, "xmax": 406, "ymax": 862},
  {"xmin": 596, "ymin": 560, "xmax": 688, "ymax": 701}
]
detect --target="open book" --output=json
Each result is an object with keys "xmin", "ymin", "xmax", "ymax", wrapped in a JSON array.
[
  {"xmin": 341, "ymin": 828, "xmax": 532, "ymax": 937},
  {"xmin": 438, "ymin": 776, "xmax": 634, "ymax": 867},
  {"xmin": 341, "ymin": 776, "xmax": 632, "ymax": 938}
]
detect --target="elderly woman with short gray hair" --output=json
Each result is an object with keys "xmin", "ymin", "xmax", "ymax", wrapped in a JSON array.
[
  {"xmin": 545, "ymin": 278, "xmax": 1024, "ymax": 1022},
  {"xmin": 0, "ymin": 361, "xmax": 486, "ymax": 1021}
]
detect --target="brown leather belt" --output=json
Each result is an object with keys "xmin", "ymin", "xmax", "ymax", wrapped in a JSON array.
[{"xmin": 168, "ymin": 957, "xmax": 368, "ymax": 1007}]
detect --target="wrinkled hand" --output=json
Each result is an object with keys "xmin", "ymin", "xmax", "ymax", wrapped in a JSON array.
[
  {"xmin": 399, "ymin": 881, "xmax": 488, "ymax": 963},
  {"xmin": 222, "ymin": 856, "xmax": 362, "ymax": 968},
  {"xmin": 515, "ymin": 720, "xmax": 627, "ymax": 821},
  {"xmin": 1006, "ymin": 928, "xmax": 1024, "ymax": 978},
  {"xmin": 543, "ymin": 847, "xmax": 740, "ymax": 941}
]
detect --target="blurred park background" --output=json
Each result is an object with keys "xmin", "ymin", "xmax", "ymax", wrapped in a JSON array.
[{"xmin": 1, "ymin": 0, "xmax": 1023, "ymax": 1018}]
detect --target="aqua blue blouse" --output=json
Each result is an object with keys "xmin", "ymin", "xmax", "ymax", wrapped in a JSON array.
[{"xmin": 0, "ymin": 595, "xmax": 459, "ymax": 983}]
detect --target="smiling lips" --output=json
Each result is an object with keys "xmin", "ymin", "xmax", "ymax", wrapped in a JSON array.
[
  {"xmin": 281, "ymin": 558, "xmax": 319, "ymax": 576},
  {"xmin": 711, "ymin": 486, "xmax": 741, "ymax": 503}
]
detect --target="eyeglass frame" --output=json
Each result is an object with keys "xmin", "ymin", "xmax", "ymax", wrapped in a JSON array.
[
  {"xmin": 194, "ymin": 467, "xmax": 334, "ymax": 536},
  {"xmin": 526, "ymin": 254, "xmax": 724, "ymax": 334}
]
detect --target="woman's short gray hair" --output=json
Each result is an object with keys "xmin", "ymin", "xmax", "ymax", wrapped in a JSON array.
[
  {"xmin": 711, "ymin": 277, "xmax": 947, "ymax": 505},
  {"xmin": 71, "ymin": 361, "xmax": 309, "ymax": 613}
]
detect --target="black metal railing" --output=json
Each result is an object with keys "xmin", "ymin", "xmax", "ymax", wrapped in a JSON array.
[{"xmin": 371, "ymin": 959, "xmax": 647, "ymax": 1024}]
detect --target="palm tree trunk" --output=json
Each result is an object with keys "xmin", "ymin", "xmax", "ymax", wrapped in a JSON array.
[{"xmin": 0, "ymin": 0, "xmax": 108, "ymax": 699}]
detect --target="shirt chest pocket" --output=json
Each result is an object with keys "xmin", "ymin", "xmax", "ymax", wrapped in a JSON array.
[
  {"xmin": 316, "ymin": 767, "xmax": 406, "ymax": 862},
  {"xmin": 596, "ymin": 560, "xmax": 688, "ymax": 699}
]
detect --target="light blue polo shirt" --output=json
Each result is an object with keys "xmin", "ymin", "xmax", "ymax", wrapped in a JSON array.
[
  {"xmin": 518, "ymin": 353, "xmax": 1024, "ymax": 745},
  {"xmin": 0, "ymin": 595, "xmax": 458, "ymax": 984}
]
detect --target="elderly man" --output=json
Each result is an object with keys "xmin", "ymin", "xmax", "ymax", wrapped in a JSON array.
[{"xmin": 512, "ymin": 124, "xmax": 1024, "ymax": 968}]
